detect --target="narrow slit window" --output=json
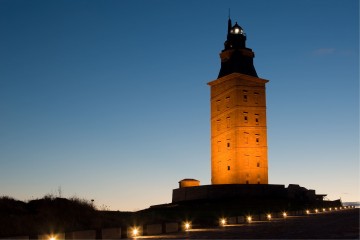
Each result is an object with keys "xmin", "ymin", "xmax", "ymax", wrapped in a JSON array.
[
  {"xmin": 255, "ymin": 114, "xmax": 259, "ymax": 125},
  {"xmin": 227, "ymin": 166, "xmax": 230, "ymax": 171},
  {"xmin": 255, "ymin": 134, "xmax": 260, "ymax": 144},
  {"xmin": 254, "ymin": 92, "xmax": 259, "ymax": 104},
  {"xmin": 216, "ymin": 119, "xmax": 221, "ymax": 131},
  {"xmin": 244, "ymin": 132, "xmax": 249, "ymax": 144},
  {"xmin": 243, "ymin": 112, "xmax": 248, "ymax": 123},
  {"xmin": 216, "ymin": 100, "xmax": 221, "ymax": 111},
  {"xmin": 256, "ymin": 156, "xmax": 261, "ymax": 168},
  {"xmin": 217, "ymin": 141, "xmax": 221, "ymax": 152},
  {"xmin": 225, "ymin": 96, "xmax": 230, "ymax": 108},
  {"xmin": 243, "ymin": 90, "xmax": 248, "ymax": 102}
]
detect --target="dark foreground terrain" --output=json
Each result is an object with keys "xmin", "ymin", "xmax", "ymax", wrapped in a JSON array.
[
  {"xmin": 138, "ymin": 208, "xmax": 360, "ymax": 239},
  {"xmin": 1, "ymin": 196, "xmax": 357, "ymax": 239}
]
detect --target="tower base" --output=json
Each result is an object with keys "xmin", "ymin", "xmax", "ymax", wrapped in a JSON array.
[{"xmin": 172, "ymin": 184, "xmax": 325, "ymax": 204}]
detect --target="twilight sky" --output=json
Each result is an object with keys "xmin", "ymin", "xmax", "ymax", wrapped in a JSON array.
[{"xmin": 0, "ymin": 0, "xmax": 358, "ymax": 211}]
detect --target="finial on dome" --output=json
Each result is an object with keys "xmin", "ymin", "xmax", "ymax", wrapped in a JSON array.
[{"xmin": 227, "ymin": 10, "xmax": 232, "ymax": 34}]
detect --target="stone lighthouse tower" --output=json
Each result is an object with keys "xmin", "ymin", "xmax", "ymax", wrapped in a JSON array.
[
  {"xmin": 208, "ymin": 18, "xmax": 269, "ymax": 185},
  {"xmin": 173, "ymin": 18, "xmax": 329, "ymax": 206}
]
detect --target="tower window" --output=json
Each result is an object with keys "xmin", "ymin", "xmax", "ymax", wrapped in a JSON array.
[
  {"xmin": 254, "ymin": 92, "xmax": 259, "ymax": 104},
  {"xmin": 243, "ymin": 90, "xmax": 248, "ymax": 102},
  {"xmin": 226, "ymin": 96, "xmax": 230, "ymax": 108},
  {"xmin": 227, "ymin": 166, "xmax": 230, "ymax": 171},
  {"xmin": 243, "ymin": 112, "xmax": 248, "ymax": 123},
  {"xmin": 255, "ymin": 114, "xmax": 259, "ymax": 125},
  {"xmin": 256, "ymin": 156, "xmax": 260, "ymax": 168},
  {"xmin": 244, "ymin": 132, "xmax": 249, "ymax": 144},
  {"xmin": 216, "ymin": 100, "xmax": 221, "ymax": 111},
  {"xmin": 255, "ymin": 134, "xmax": 260, "ymax": 144},
  {"xmin": 226, "ymin": 116, "xmax": 230, "ymax": 128},
  {"xmin": 227, "ymin": 141, "xmax": 230, "ymax": 149},
  {"xmin": 216, "ymin": 119, "xmax": 221, "ymax": 131},
  {"xmin": 246, "ymin": 180, "xmax": 249, "ymax": 184},
  {"xmin": 217, "ymin": 141, "xmax": 221, "ymax": 152}
]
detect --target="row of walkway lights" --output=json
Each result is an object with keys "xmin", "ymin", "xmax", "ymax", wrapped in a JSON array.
[
  {"xmin": 106, "ymin": 205, "xmax": 360, "ymax": 238},
  {"xmin": 44, "ymin": 205, "xmax": 357, "ymax": 239},
  {"xmin": 183, "ymin": 206, "xmax": 357, "ymax": 231},
  {"xmin": 304, "ymin": 205, "xmax": 355, "ymax": 215}
]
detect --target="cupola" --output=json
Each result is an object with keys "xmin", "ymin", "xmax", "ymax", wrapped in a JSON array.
[
  {"xmin": 218, "ymin": 18, "xmax": 258, "ymax": 78},
  {"xmin": 230, "ymin": 22, "xmax": 245, "ymax": 35}
]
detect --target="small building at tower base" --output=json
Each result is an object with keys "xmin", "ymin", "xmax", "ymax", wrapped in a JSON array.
[
  {"xmin": 172, "ymin": 183, "xmax": 325, "ymax": 204},
  {"xmin": 170, "ymin": 183, "xmax": 340, "ymax": 212}
]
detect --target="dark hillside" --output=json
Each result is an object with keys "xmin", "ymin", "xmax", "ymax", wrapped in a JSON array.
[{"xmin": 0, "ymin": 196, "xmax": 131, "ymax": 237}]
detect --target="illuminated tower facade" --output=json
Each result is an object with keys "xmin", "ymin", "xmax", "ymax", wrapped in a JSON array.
[{"xmin": 208, "ymin": 19, "xmax": 269, "ymax": 185}]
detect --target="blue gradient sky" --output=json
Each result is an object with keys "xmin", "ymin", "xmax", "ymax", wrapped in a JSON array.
[{"xmin": 0, "ymin": 0, "xmax": 358, "ymax": 211}]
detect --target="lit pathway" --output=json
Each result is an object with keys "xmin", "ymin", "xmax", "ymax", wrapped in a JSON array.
[{"xmin": 137, "ymin": 208, "xmax": 359, "ymax": 239}]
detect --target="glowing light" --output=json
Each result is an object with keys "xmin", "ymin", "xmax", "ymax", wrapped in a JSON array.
[
  {"xmin": 315, "ymin": 209, "xmax": 319, "ymax": 213},
  {"xmin": 306, "ymin": 210, "xmax": 310, "ymax": 214},
  {"xmin": 267, "ymin": 214, "xmax": 272, "ymax": 220},
  {"xmin": 131, "ymin": 227, "xmax": 139, "ymax": 237},
  {"xmin": 340, "ymin": 207, "xmax": 342, "ymax": 209},
  {"xmin": 334, "ymin": 207, "xmax": 338, "ymax": 210},
  {"xmin": 220, "ymin": 218, "xmax": 227, "ymax": 226},
  {"xmin": 329, "ymin": 208, "xmax": 332, "ymax": 211},
  {"xmin": 282, "ymin": 212, "xmax": 287, "ymax": 217},
  {"xmin": 184, "ymin": 221, "xmax": 191, "ymax": 231},
  {"xmin": 247, "ymin": 216, "xmax": 252, "ymax": 223},
  {"xmin": 49, "ymin": 236, "xmax": 56, "ymax": 240}
]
